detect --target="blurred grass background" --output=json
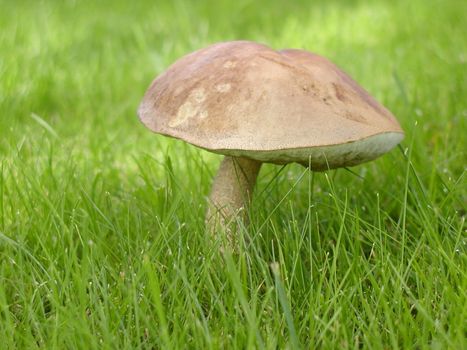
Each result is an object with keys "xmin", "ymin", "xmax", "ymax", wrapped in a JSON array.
[{"xmin": 0, "ymin": 0, "xmax": 466, "ymax": 348}]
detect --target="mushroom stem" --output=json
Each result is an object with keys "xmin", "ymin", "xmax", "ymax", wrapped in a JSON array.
[{"xmin": 206, "ymin": 156, "xmax": 262, "ymax": 237}]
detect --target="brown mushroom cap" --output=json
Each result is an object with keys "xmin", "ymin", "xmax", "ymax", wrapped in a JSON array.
[{"xmin": 138, "ymin": 41, "xmax": 404, "ymax": 170}]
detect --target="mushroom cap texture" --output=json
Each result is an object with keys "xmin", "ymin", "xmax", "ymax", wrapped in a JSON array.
[{"xmin": 138, "ymin": 41, "xmax": 404, "ymax": 170}]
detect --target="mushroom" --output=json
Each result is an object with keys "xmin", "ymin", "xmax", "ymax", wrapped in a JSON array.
[{"xmin": 138, "ymin": 41, "xmax": 404, "ymax": 236}]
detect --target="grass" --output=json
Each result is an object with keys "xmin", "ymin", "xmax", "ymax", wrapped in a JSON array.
[{"xmin": 0, "ymin": 0, "xmax": 466, "ymax": 348}]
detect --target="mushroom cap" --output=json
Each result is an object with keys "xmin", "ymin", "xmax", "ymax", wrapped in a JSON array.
[{"xmin": 138, "ymin": 41, "xmax": 404, "ymax": 170}]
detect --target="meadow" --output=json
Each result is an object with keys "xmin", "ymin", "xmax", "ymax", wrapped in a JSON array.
[{"xmin": 0, "ymin": 0, "xmax": 465, "ymax": 348}]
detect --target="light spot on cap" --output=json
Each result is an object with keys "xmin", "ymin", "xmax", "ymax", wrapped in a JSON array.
[
  {"xmin": 170, "ymin": 101, "xmax": 195, "ymax": 127},
  {"xmin": 216, "ymin": 83, "xmax": 231, "ymax": 93},
  {"xmin": 223, "ymin": 60, "xmax": 236, "ymax": 68},
  {"xmin": 191, "ymin": 88, "xmax": 206, "ymax": 103},
  {"xmin": 169, "ymin": 88, "xmax": 207, "ymax": 127}
]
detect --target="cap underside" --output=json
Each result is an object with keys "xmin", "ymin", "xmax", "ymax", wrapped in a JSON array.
[{"xmin": 215, "ymin": 132, "xmax": 404, "ymax": 170}]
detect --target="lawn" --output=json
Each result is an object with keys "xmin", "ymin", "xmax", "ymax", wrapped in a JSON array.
[{"xmin": 0, "ymin": 0, "xmax": 466, "ymax": 348}]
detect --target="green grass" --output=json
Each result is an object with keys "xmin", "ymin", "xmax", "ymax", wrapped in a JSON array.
[{"xmin": 1, "ymin": 0, "xmax": 466, "ymax": 348}]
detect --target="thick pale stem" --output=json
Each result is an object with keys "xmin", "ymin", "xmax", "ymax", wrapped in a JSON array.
[{"xmin": 206, "ymin": 156, "xmax": 262, "ymax": 236}]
